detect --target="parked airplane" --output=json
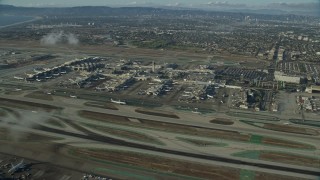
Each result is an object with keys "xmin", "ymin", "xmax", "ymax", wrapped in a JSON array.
[
  {"xmin": 8, "ymin": 159, "xmax": 26, "ymax": 174},
  {"xmin": 111, "ymin": 98, "xmax": 126, "ymax": 105}
]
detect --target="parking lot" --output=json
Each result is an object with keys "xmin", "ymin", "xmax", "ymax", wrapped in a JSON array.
[
  {"xmin": 216, "ymin": 67, "xmax": 269, "ymax": 81},
  {"xmin": 277, "ymin": 62, "xmax": 320, "ymax": 82}
]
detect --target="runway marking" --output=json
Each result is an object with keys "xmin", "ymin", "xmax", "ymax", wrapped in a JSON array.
[
  {"xmin": 59, "ymin": 175, "xmax": 71, "ymax": 180},
  {"xmin": 33, "ymin": 170, "xmax": 44, "ymax": 178}
]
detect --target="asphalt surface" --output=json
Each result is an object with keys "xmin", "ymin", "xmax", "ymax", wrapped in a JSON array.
[
  {"xmin": 0, "ymin": 94, "xmax": 319, "ymax": 178},
  {"xmin": 34, "ymin": 120, "xmax": 320, "ymax": 177}
]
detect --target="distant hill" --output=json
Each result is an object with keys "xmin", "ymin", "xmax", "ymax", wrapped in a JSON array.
[{"xmin": 0, "ymin": 5, "xmax": 318, "ymax": 18}]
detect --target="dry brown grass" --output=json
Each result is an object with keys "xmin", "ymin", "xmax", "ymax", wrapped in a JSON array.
[
  {"xmin": 135, "ymin": 108, "xmax": 179, "ymax": 119},
  {"xmin": 72, "ymin": 148, "xmax": 240, "ymax": 180}
]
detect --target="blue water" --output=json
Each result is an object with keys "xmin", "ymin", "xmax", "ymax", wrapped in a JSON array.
[{"xmin": 0, "ymin": 15, "xmax": 34, "ymax": 26}]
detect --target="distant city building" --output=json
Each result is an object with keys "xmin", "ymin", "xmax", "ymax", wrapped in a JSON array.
[
  {"xmin": 274, "ymin": 71, "xmax": 300, "ymax": 84},
  {"xmin": 306, "ymin": 85, "xmax": 320, "ymax": 93}
]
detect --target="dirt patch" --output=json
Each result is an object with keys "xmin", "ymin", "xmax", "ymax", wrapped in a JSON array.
[
  {"xmin": 70, "ymin": 148, "xmax": 306, "ymax": 180},
  {"xmin": 70, "ymin": 148, "xmax": 240, "ymax": 180},
  {"xmin": 25, "ymin": 91, "xmax": 53, "ymax": 101},
  {"xmin": 46, "ymin": 119, "xmax": 66, "ymax": 128},
  {"xmin": 84, "ymin": 102, "xmax": 118, "ymax": 110},
  {"xmin": 227, "ymin": 112, "xmax": 279, "ymax": 121},
  {"xmin": 138, "ymin": 119, "xmax": 250, "ymax": 142},
  {"xmin": 255, "ymin": 172, "xmax": 308, "ymax": 180},
  {"xmin": 4, "ymin": 91, "xmax": 24, "ymax": 95},
  {"xmin": 0, "ymin": 97, "xmax": 62, "ymax": 112},
  {"xmin": 242, "ymin": 120, "xmax": 319, "ymax": 136},
  {"xmin": 81, "ymin": 123, "xmax": 163, "ymax": 145},
  {"xmin": 262, "ymin": 137, "xmax": 315, "ymax": 150},
  {"xmin": 263, "ymin": 124, "xmax": 319, "ymax": 136},
  {"xmin": 79, "ymin": 110, "xmax": 130, "ymax": 123},
  {"xmin": 0, "ymin": 107, "xmax": 21, "ymax": 118},
  {"xmin": 128, "ymin": 118, "xmax": 141, "ymax": 123},
  {"xmin": 1, "ymin": 131, "xmax": 61, "ymax": 142},
  {"xmin": 135, "ymin": 108, "xmax": 179, "ymax": 119},
  {"xmin": 260, "ymin": 152, "xmax": 320, "ymax": 168},
  {"xmin": 0, "ymin": 109, "xmax": 7, "ymax": 117},
  {"xmin": 290, "ymin": 119, "xmax": 320, "ymax": 128},
  {"xmin": 0, "ymin": 128, "xmax": 8, "ymax": 140},
  {"xmin": 177, "ymin": 137, "xmax": 226, "ymax": 147},
  {"xmin": 21, "ymin": 133, "xmax": 62, "ymax": 142},
  {"xmin": 210, "ymin": 118, "xmax": 234, "ymax": 125}
]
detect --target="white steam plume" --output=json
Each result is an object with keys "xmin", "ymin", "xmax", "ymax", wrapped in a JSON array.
[
  {"xmin": 0, "ymin": 109, "xmax": 50, "ymax": 142},
  {"xmin": 66, "ymin": 33, "xmax": 79, "ymax": 45},
  {"xmin": 41, "ymin": 31, "xmax": 79, "ymax": 46}
]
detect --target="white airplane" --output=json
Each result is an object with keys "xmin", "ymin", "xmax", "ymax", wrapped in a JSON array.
[
  {"xmin": 13, "ymin": 76, "xmax": 24, "ymax": 80},
  {"xmin": 191, "ymin": 108, "xmax": 201, "ymax": 114},
  {"xmin": 192, "ymin": 111, "xmax": 201, "ymax": 114},
  {"xmin": 70, "ymin": 95, "xmax": 77, "ymax": 98},
  {"xmin": 111, "ymin": 98, "xmax": 126, "ymax": 105},
  {"xmin": 8, "ymin": 159, "xmax": 26, "ymax": 174},
  {"xmin": 207, "ymin": 94, "xmax": 214, "ymax": 98}
]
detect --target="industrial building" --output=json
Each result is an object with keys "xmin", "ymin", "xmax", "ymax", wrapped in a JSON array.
[
  {"xmin": 274, "ymin": 71, "xmax": 301, "ymax": 84},
  {"xmin": 305, "ymin": 85, "xmax": 320, "ymax": 93}
]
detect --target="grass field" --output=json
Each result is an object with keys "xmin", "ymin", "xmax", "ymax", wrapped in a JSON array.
[
  {"xmin": 0, "ymin": 97, "xmax": 62, "ymax": 112},
  {"xmin": 135, "ymin": 108, "xmax": 179, "ymax": 119},
  {"xmin": 25, "ymin": 91, "xmax": 54, "ymax": 101},
  {"xmin": 81, "ymin": 122, "xmax": 164, "ymax": 145},
  {"xmin": 241, "ymin": 120, "xmax": 319, "ymax": 136},
  {"xmin": 210, "ymin": 118, "xmax": 234, "ymax": 125},
  {"xmin": 177, "ymin": 137, "xmax": 227, "ymax": 147},
  {"xmin": 227, "ymin": 112, "xmax": 279, "ymax": 121},
  {"xmin": 233, "ymin": 150, "xmax": 320, "ymax": 168}
]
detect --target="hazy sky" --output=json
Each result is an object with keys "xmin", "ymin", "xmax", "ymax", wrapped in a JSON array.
[{"xmin": 1, "ymin": 0, "xmax": 318, "ymax": 7}]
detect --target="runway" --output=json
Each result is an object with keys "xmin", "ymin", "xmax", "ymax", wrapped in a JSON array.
[{"xmin": 34, "ymin": 121, "xmax": 320, "ymax": 177}]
